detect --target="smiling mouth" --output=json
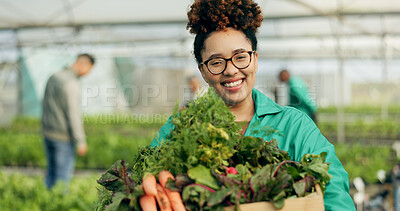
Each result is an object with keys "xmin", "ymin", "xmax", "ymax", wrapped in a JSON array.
[{"xmin": 222, "ymin": 79, "xmax": 244, "ymax": 87}]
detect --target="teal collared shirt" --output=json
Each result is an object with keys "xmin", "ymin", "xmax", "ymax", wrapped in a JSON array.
[{"xmin": 151, "ymin": 88, "xmax": 355, "ymax": 211}]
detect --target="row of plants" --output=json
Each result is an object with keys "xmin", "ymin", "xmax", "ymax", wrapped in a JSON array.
[
  {"xmin": 334, "ymin": 143, "xmax": 396, "ymax": 184},
  {"xmin": 318, "ymin": 105, "xmax": 400, "ymax": 114},
  {"xmin": 7, "ymin": 115, "xmax": 166, "ymax": 133},
  {"xmin": 0, "ymin": 170, "xmax": 99, "ymax": 211},
  {"xmin": 319, "ymin": 120, "xmax": 400, "ymax": 140},
  {"xmin": 0, "ymin": 116, "xmax": 398, "ymax": 184},
  {"xmin": 8, "ymin": 115, "xmax": 400, "ymax": 144},
  {"xmin": 0, "ymin": 116, "xmax": 163, "ymax": 169}
]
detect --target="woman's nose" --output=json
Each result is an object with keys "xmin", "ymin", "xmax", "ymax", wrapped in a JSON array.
[{"xmin": 223, "ymin": 61, "xmax": 239, "ymax": 76}]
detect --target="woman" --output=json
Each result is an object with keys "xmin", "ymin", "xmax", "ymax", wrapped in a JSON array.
[{"xmin": 151, "ymin": 0, "xmax": 355, "ymax": 210}]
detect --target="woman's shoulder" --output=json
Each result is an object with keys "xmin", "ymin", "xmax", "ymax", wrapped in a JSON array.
[
  {"xmin": 281, "ymin": 105, "xmax": 308, "ymax": 116},
  {"xmin": 279, "ymin": 106, "xmax": 315, "ymax": 125},
  {"xmin": 252, "ymin": 88, "xmax": 311, "ymax": 121}
]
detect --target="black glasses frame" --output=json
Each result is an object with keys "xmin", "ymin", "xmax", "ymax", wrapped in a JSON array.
[{"xmin": 200, "ymin": 51, "xmax": 255, "ymax": 75}]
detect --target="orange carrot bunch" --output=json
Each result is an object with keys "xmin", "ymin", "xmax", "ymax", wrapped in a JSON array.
[{"xmin": 140, "ymin": 171, "xmax": 185, "ymax": 211}]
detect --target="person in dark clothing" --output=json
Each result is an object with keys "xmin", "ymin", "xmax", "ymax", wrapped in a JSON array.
[{"xmin": 42, "ymin": 53, "xmax": 95, "ymax": 189}]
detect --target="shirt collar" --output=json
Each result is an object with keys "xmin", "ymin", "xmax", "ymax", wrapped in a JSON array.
[{"xmin": 252, "ymin": 88, "xmax": 283, "ymax": 117}]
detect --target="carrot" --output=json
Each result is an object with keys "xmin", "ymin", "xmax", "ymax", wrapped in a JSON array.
[
  {"xmin": 156, "ymin": 184, "xmax": 173, "ymax": 211},
  {"xmin": 143, "ymin": 172, "xmax": 158, "ymax": 197},
  {"xmin": 164, "ymin": 188, "xmax": 186, "ymax": 211},
  {"xmin": 158, "ymin": 170, "xmax": 186, "ymax": 211},
  {"xmin": 139, "ymin": 195, "xmax": 157, "ymax": 211},
  {"xmin": 158, "ymin": 170, "xmax": 175, "ymax": 188}
]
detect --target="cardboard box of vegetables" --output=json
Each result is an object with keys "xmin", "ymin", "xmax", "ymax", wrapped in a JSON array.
[{"xmin": 96, "ymin": 88, "xmax": 331, "ymax": 211}]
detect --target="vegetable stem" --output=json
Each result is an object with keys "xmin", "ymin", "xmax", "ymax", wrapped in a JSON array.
[
  {"xmin": 186, "ymin": 184, "xmax": 216, "ymax": 193},
  {"xmin": 272, "ymin": 161, "xmax": 298, "ymax": 178}
]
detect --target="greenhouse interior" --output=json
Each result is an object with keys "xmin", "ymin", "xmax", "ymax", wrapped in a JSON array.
[{"xmin": 1, "ymin": 0, "xmax": 400, "ymax": 210}]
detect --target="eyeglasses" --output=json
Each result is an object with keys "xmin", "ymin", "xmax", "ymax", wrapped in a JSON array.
[{"xmin": 201, "ymin": 51, "xmax": 255, "ymax": 75}]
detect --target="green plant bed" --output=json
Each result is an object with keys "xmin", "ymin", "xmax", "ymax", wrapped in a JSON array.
[
  {"xmin": 0, "ymin": 131, "xmax": 155, "ymax": 169},
  {"xmin": 334, "ymin": 143, "xmax": 397, "ymax": 184},
  {"xmin": 0, "ymin": 116, "xmax": 163, "ymax": 169},
  {"xmin": 318, "ymin": 120, "xmax": 400, "ymax": 141},
  {"xmin": 0, "ymin": 171, "xmax": 99, "ymax": 211},
  {"xmin": 319, "ymin": 106, "xmax": 400, "ymax": 114},
  {"xmin": 0, "ymin": 132, "xmax": 45, "ymax": 167},
  {"xmin": 78, "ymin": 134, "xmax": 152, "ymax": 169}
]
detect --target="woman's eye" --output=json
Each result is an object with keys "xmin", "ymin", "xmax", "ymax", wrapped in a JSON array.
[
  {"xmin": 235, "ymin": 54, "xmax": 248, "ymax": 60},
  {"xmin": 210, "ymin": 60, "xmax": 223, "ymax": 66}
]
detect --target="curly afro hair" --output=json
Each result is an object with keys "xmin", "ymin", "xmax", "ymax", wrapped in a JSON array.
[
  {"xmin": 187, "ymin": 0, "xmax": 263, "ymax": 64},
  {"xmin": 187, "ymin": 0, "xmax": 263, "ymax": 34}
]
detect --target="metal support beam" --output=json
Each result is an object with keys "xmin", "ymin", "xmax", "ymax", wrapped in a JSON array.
[
  {"xmin": 380, "ymin": 15, "xmax": 389, "ymax": 120},
  {"xmin": 1, "ymin": 11, "xmax": 400, "ymax": 31},
  {"xmin": 14, "ymin": 29, "xmax": 23, "ymax": 115},
  {"xmin": 334, "ymin": 1, "xmax": 345, "ymax": 143}
]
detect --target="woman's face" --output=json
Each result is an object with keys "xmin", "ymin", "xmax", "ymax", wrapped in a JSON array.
[{"xmin": 199, "ymin": 28, "xmax": 258, "ymax": 106}]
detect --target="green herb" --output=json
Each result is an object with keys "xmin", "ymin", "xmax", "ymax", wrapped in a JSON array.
[
  {"xmin": 131, "ymin": 88, "xmax": 241, "ymax": 179},
  {"xmin": 232, "ymin": 137, "xmax": 291, "ymax": 171},
  {"xmin": 131, "ymin": 146, "xmax": 160, "ymax": 183}
]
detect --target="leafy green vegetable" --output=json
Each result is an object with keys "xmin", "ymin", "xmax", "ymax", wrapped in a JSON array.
[
  {"xmin": 250, "ymin": 163, "xmax": 292, "ymax": 209},
  {"xmin": 300, "ymin": 152, "xmax": 332, "ymax": 193},
  {"xmin": 233, "ymin": 164, "xmax": 253, "ymax": 184},
  {"xmin": 188, "ymin": 165, "xmax": 220, "ymax": 190},
  {"xmin": 233, "ymin": 137, "xmax": 291, "ymax": 171},
  {"xmin": 293, "ymin": 175, "xmax": 315, "ymax": 197},
  {"xmin": 97, "ymin": 160, "xmax": 144, "ymax": 210},
  {"xmin": 182, "ymin": 184, "xmax": 216, "ymax": 210},
  {"xmin": 97, "ymin": 160, "xmax": 134, "ymax": 193},
  {"xmin": 206, "ymin": 186, "xmax": 234, "ymax": 207}
]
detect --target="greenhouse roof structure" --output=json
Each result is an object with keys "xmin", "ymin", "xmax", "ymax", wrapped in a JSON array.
[
  {"xmin": 0, "ymin": 0, "xmax": 399, "ymax": 29},
  {"xmin": 0, "ymin": 0, "xmax": 399, "ymax": 60}
]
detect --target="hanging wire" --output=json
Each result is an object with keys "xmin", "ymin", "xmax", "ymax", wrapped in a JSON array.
[
  {"xmin": 62, "ymin": 0, "xmax": 75, "ymax": 26},
  {"xmin": 41, "ymin": 0, "xmax": 88, "ymax": 27}
]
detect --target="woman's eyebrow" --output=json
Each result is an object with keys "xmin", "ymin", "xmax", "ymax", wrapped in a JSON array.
[
  {"xmin": 207, "ymin": 53, "xmax": 223, "ymax": 60},
  {"xmin": 207, "ymin": 48, "xmax": 248, "ymax": 60},
  {"xmin": 232, "ymin": 48, "xmax": 247, "ymax": 54}
]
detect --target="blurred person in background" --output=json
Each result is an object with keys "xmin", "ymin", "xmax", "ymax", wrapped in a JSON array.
[
  {"xmin": 279, "ymin": 69, "xmax": 318, "ymax": 123},
  {"xmin": 184, "ymin": 75, "xmax": 204, "ymax": 107},
  {"xmin": 41, "ymin": 53, "xmax": 95, "ymax": 189},
  {"xmin": 189, "ymin": 75, "xmax": 201, "ymax": 96}
]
